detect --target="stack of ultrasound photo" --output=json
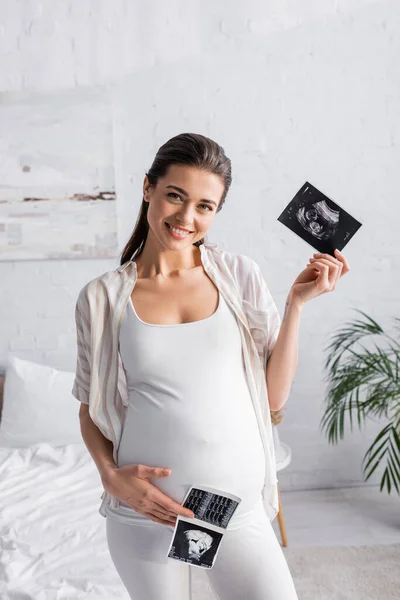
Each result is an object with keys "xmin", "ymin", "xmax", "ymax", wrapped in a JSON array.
[{"xmin": 166, "ymin": 485, "xmax": 242, "ymax": 570}]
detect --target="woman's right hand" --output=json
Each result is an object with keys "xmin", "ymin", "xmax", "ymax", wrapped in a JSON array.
[{"xmin": 102, "ymin": 464, "xmax": 195, "ymax": 526}]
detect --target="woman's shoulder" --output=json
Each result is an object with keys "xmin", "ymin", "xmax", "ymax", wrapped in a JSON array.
[
  {"xmin": 75, "ymin": 269, "xmax": 122, "ymax": 307},
  {"xmin": 212, "ymin": 247, "xmax": 273, "ymax": 306},
  {"xmin": 215, "ymin": 246, "xmax": 260, "ymax": 282}
]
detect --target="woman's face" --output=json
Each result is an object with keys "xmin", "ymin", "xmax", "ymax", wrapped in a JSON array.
[{"xmin": 143, "ymin": 164, "xmax": 224, "ymax": 249}]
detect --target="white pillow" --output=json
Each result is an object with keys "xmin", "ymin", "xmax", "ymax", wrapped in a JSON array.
[{"xmin": 0, "ymin": 354, "xmax": 83, "ymax": 448}]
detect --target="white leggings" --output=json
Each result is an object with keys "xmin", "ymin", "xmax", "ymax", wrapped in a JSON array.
[{"xmin": 105, "ymin": 500, "xmax": 298, "ymax": 600}]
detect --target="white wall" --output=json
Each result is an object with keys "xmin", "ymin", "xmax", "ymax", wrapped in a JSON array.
[{"xmin": 1, "ymin": 0, "xmax": 399, "ymax": 493}]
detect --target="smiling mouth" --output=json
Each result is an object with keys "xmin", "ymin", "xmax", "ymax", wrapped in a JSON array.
[{"xmin": 165, "ymin": 222, "xmax": 193, "ymax": 234}]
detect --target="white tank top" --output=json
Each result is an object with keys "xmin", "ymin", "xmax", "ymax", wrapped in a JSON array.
[{"xmin": 105, "ymin": 288, "xmax": 266, "ymax": 530}]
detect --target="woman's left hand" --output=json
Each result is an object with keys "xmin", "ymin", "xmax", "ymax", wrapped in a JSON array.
[{"xmin": 288, "ymin": 249, "xmax": 351, "ymax": 307}]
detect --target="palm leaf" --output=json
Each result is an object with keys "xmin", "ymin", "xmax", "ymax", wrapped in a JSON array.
[
  {"xmin": 321, "ymin": 310, "xmax": 400, "ymax": 495},
  {"xmin": 361, "ymin": 422, "xmax": 400, "ymax": 493}
]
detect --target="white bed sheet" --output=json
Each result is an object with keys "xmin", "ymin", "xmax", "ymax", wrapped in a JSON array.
[{"xmin": 0, "ymin": 442, "xmax": 130, "ymax": 600}]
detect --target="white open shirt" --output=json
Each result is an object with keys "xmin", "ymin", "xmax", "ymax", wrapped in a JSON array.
[{"xmin": 72, "ymin": 240, "xmax": 282, "ymax": 522}]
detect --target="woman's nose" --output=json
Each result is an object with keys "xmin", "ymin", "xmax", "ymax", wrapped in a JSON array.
[{"xmin": 175, "ymin": 210, "xmax": 194, "ymax": 226}]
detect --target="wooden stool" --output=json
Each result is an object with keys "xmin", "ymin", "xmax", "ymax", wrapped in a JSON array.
[{"xmin": 277, "ymin": 484, "xmax": 288, "ymax": 547}]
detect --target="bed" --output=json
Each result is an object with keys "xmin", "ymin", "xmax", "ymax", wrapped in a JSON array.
[{"xmin": 0, "ymin": 358, "xmax": 133, "ymax": 599}]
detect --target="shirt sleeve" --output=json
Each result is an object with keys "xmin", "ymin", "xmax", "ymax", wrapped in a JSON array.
[
  {"xmin": 71, "ymin": 286, "xmax": 91, "ymax": 405},
  {"xmin": 241, "ymin": 258, "xmax": 282, "ymax": 367}
]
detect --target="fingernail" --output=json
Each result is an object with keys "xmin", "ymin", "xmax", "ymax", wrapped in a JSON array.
[{"xmin": 336, "ymin": 249, "xmax": 341, "ymax": 254}]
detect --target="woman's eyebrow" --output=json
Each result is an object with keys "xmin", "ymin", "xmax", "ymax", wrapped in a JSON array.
[{"xmin": 165, "ymin": 185, "xmax": 217, "ymax": 207}]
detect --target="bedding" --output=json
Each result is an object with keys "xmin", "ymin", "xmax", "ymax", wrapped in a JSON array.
[
  {"xmin": 0, "ymin": 355, "xmax": 82, "ymax": 448},
  {"xmin": 0, "ymin": 441, "xmax": 131, "ymax": 599},
  {"xmin": 0, "ymin": 363, "xmax": 131, "ymax": 598}
]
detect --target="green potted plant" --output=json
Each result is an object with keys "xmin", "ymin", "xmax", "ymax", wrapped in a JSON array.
[{"xmin": 320, "ymin": 309, "xmax": 400, "ymax": 495}]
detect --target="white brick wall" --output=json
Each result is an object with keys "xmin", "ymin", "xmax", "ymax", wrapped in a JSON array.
[{"xmin": 1, "ymin": 0, "xmax": 399, "ymax": 494}]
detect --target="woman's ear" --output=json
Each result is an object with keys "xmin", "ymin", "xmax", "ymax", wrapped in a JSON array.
[{"xmin": 143, "ymin": 177, "xmax": 153, "ymax": 201}]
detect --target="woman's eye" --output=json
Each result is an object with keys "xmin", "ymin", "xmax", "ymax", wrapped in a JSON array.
[{"xmin": 167, "ymin": 193, "xmax": 212, "ymax": 211}]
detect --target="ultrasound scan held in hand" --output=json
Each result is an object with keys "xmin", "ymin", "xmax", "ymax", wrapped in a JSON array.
[
  {"xmin": 166, "ymin": 485, "xmax": 242, "ymax": 570},
  {"xmin": 277, "ymin": 181, "xmax": 362, "ymax": 256}
]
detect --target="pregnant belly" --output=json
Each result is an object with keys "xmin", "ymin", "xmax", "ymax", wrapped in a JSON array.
[{"xmin": 116, "ymin": 394, "xmax": 266, "ymax": 517}]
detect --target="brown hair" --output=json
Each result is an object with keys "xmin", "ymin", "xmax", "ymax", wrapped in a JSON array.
[{"xmin": 119, "ymin": 133, "xmax": 232, "ymax": 265}]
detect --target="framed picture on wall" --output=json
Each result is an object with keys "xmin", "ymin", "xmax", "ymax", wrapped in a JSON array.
[{"xmin": 0, "ymin": 88, "xmax": 119, "ymax": 261}]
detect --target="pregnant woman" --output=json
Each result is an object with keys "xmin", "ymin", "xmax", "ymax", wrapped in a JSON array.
[{"xmin": 73, "ymin": 133, "xmax": 349, "ymax": 600}]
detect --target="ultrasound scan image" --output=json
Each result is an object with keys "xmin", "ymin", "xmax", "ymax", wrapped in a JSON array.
[{"xmin": 277, "ymin": 181, "xmax": 362, "ymax": 255}]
